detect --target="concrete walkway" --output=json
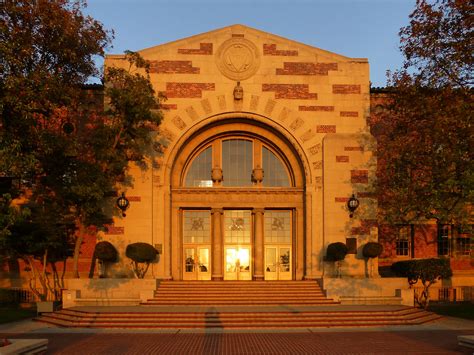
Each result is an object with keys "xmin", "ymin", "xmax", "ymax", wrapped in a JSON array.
[{"xmin": 1, "ymin": 307, "xmax": 473, "ymax": 354}]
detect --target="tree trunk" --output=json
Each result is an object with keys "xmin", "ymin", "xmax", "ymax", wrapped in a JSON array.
[{"xmin": 72, "ymin": 224, "xmax": 85, "ymax": 278}]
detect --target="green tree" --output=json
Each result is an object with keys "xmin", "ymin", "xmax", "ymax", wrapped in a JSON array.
[
  {"xmin": 0, "ymin": 1, "xmax": 163, "ymax": 286},
  {"xmin": 370, "ymin": 0, "xmax": 473, "ymax": 227}
]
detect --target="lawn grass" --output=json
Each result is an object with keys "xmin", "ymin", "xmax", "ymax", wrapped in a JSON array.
[
  {"xmin": 428, "ymin": 302, "xmax": 474, "ymax": 320},
  {"xmin": 0, "ymin": 304, "xmax": 37, "ymax": 324}
]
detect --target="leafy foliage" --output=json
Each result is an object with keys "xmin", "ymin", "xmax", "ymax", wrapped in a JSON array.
[
  {"xmin": 370, "ymin": 0, "xmax": 473, "ymax": 227},
  {"xmin": 125, "ymin": 243, "xmax": 158, "ymax": 279},
  {"xmin": 392, "ymin": 258, "xmax": 453, "ymax": 308},
  {"xmin": 326, "ymin": 242, "xmax": 348, "ymax": 262},
  {"xmin": 362, "ymin": 242, "xmax": 383, "ymax": 259},
  {"xmin": 94, "ymin": 241, "xmax": 118, "ymax": 262}
]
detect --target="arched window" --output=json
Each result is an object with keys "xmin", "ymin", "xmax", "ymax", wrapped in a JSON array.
[
  {"xmin": 222, "ymin": 139, "xmax": 253, "ymax": 187},
  {"xmin": 262, "ymin": 147, "xmax": 290, "ymax": 187},
  {"xmin": 183, "ymin": 137, "xmax": 292, "ymax": 188},
  {"xmin": 184, "ymin": 146, "xmax": 212, "ymax": 187}
]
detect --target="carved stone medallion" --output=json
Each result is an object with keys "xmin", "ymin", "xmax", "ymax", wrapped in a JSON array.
[{"xmin": 216, "ymin": 38, "xmax": 260, "ymax": 81}]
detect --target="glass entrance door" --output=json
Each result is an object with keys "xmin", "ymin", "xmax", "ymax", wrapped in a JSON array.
[
  {"xmin": 224, "ymin": 247, "xmax": 251, "ymax": 280},
  {"xmin": 264, "ymin": 246, "xmax": 291, "ymax": 280},
  {"xmin": 184, "ymin": 246, "xmax": 211, "ymax": 280}
]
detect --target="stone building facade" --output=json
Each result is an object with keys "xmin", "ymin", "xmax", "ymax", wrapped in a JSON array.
[{"xmin": 102, "ymin": 24, "xmax": 377, "ymax": 281}]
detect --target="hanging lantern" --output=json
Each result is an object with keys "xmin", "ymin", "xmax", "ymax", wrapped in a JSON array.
[
  {"xmin": 347, "ymin": 194, "xmax": 360, "ymax": 218},
  {"xmin": 116, "ymin": 192, "xmax": 130, "ymax": 217}
]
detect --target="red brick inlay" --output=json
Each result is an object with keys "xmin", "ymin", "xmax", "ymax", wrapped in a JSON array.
[
  {"xmin": 127, "ymin": 196, "xmax": 141, "ymax": 202},
  {"xmin": 351, "ymin": 219, "xmax": 378, "ymax": 235},
  {"xmin": 358, "ymin": 191, "xmax": 376, "ymax": 198},
  {"xmin": 232, "ymin": 34, "xmax": 245, "ymax": 37},
  {"xmin": 335, "ymin": 197, "xmax": 349, "ymax": 203},
  {"xmin": 340, "ymin": 111, "xmax": 359, "ymax": 117},
  {"xmin": 149, "ymin": 60, "xmax": 199, "ymax": 74},
  {"xmin": 105, "ymin": 226, "xmax": 124, "ymax": 235},
  {"xmin": 276, "ymin": 62, "xmax": 338, "ymax": 75},
  {"xmin": 262, "ymin": 84, "xmax": 317, "ymax": 99},
  {"xmin": 299, "ymin": 106, "xmax": 334, "ymax": 112},
  {"xmin": 166, "ymin": 82, "xmax": 215, "ymax": 98},
  {"xmin": 344, "ymin": 146, "xmax": 364, "ymax": 151},
  {"xmin": 316, "ymin": 125, "xmax": 336, "ymax": 133},
  {"xmin": 161, "ymin": 104, "xmax": 178, "ymax": 110},
  {"xmin": 351, "ymin": 170, "xmax": 369, "ymax": 183},
  {"xmin": 336, "ymin": 156, "xmax": 349, "ymax": 163},
  {"xmin": 263, "ymin": 44, "xmax": 298, "ymax": 56},
  {"xmin": 178, "ymin": 43, "xmax": 213, "ymax": 55},
  {"xmin": 333, "ymin": 84, "xmax": 361, "ymax": 94}
]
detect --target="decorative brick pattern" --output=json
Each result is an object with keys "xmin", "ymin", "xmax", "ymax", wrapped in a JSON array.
[
  {"xmin": 262, "ymin": 84, "xmax": 317, "ymax": 99},
  {"xmin": 344, "ymin": 146, "xmax": 364, "ymax": 151},
  {"xmin": 149, "ymin": 61, "xmax": 199, "ymax": 74},
  {"xmin": 250, "ymin": 95, "xmax": 259, "ymax": 110},
  {"xmin": 340, "ymin": 111, "xmax": 359, "ymax": 117},
  {"xmin": 201, "ymin": 98, "xmax": 212, "ymax": 114},
  {"xmin": 264, "ymin": 99, "xmax": 276, "ymax": 115},
  {"xmin": 313, "ymin": 161, "xmax": 322, "ymax": 169},
  {"xmin": 290, "ymin": 118, "xmax": 304, "ymax": 131},
  {"xmin": 299, "ymin": 106, "xmax": 334, "ymax": 112},
  {"xmin": 186, "ymin": 106, "xmax": 199, "ymax": 121},
  {"xmin": 172, "ymin": 116, "xmax": 187, "ymax": 130},
  {"xmin": 309, "ymin": 144, "xmax": 321, "ymax": 155},
  {"xmin": 358, "ymin": 192, "xmax": 376, "ymax": 198},
  {"xmin": 127, "ymin": 196, "xmax": 141, "ymax": 202},
  {"xmin": 232, "ymin": 34, "xmax": 245, "ymax": 37},
  {"xmin": 161, "ymin": 104, "xmax": 178, "ymax": 110},
  {"xmin": 300, "ymin": 129, "xmax": 315, "ymax": 142},
  {"xmin": 352, "ymin": 219, "xmax": 378, "ymax": 235},
  {"xmin": 335, "ymin": 197, "xmax": 349, "ymax": 203},
  {"xmin": 316, "ymin": 125, "xmax": 336, "ymax": 133},
  {"xmin": 278, "ymin": 107, "xmax": 290, "ymax": 121},
  {"xmin": 333, "ymin": 84, "xmax": 361, "ymax": 94},
  {"xmin": 336, "ymin": 156, "xmax": 349, "ymax": 163},
  {"xmin": 105, "ymin": 226, "xmax": 124, "ymax": 235},
  {"xmin": 276, "ymin": 62, "xmax": 337, "ymax": 75},
  {"xmin": 178, "ymin": 43, "xmax": 213, "ymax": 55},
  {"xmin": 263, "ymin": 44, "xmax": 298, "ymax": 56},
  {"xmin": 314, "ymin": 176, "xmax": 322, "ymax": 185},
  {"xmin": 217, "ymin": 95, "xmax": 226, "ymax": 110},
  {"xmin": 166, "ymin": 83, "xmax": 215, "ymax": 98},
  {"xmin": 351, "ymin": 170, "xmax": 369, "ymax": 183}
]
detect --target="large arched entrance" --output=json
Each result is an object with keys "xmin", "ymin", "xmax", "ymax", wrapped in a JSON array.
[{"xmin": 170, "ymin": 117, "xmax": 306, "ymax": 280}]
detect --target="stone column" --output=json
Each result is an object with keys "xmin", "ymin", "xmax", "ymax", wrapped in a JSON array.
[
  {"xmin": 253, "ymin": 208, "xmax": 265, "ymax": 280},
  {"xmin": 211, "ymin": 208, "xmax": 223, "ymax": 280}
]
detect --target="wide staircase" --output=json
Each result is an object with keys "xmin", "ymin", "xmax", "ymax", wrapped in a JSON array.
[
  {"xmin": 35, "ymin": 281, "xmax": 442, "ymax": 329},
  {"xmin": 141, "ymin": 280, "xmax": 338, "ymax": 306}
]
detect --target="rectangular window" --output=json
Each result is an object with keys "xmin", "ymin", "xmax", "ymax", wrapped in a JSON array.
[
  {"xmin": 455, "ymin": 225, "xmax": 472, "ymax": 257},
  {"xmin": 396, "ymin": 225, "xmax": 411, "ymax": 256},
  {"xmin": 437, "ymin": 224, "xmax": 451, "ymax": 256},
  {"xmin": 224, "ymin": 210, "xmax": 251, "ymax": 244},
  {"xmin": 264, "ymin": 210, "xmax": 291, "ymax": 244},
  {"xmin": 183, "ymin": 210, "xmax": 210, "ymax": 244}
]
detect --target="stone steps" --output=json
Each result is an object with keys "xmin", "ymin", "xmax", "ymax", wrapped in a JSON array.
[
  {"xmin": 35, "ymin": 308, "xmax": 441, "ymax": 329},
  {"xmin": 142, "ymin": 280, "xmax": 334, "ymax": 306}
]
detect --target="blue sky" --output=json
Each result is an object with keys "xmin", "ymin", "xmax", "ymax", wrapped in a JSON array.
[{"xmin": 85, "ymin": 0, "xmax": 416, "ymax": 87}]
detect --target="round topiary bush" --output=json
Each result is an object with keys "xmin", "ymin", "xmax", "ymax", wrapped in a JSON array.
[
  {"xmin": 125, "ymin": 242, "xmax": 158, "ymax": 278},
  {"xmin": 362, "ymin": 242, "xmax": 383, "ymax": 259},
  {"xmin": 94, "ymin": 241, "xmax": 118, "ymax": 262},
  {"xmin": 326, "ymin": 242, "xmax": 348, "ymax": 262}
]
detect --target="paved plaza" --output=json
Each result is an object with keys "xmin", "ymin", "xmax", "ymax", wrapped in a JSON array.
[{"xmin": 1, "ymin": 315, "xmax": 473, "ymax": 354}]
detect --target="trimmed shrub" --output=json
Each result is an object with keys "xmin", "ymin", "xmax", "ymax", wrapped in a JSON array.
[
  {"xmin": 94, "ymin": 241, "xmax": 118, "ymax": 262},
  {"xmin": 125, "ymin": 242, "xmax": 158, "ymax": 278},
  {"xmin": 326, "ymin": 242, "xmax": 348, "ymax": 262},
  {"xmin": 392, "ymin": 258, "xmax": 453, "ymax": 309},
  {"xmin": 362, "ymin": 242, "xmax": 383, "ymax": 259}
]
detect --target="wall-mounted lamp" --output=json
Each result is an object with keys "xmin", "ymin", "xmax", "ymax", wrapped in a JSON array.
[
  {"xmin": 347, "ymin": 194, "xmax": 360, "ymax": 218},
  {"xmin": 116, "ymin": 192, "xmax": 130, "ymax": 217}
]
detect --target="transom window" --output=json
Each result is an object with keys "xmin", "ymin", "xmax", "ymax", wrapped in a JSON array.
[
  {"xmin": 264, "ymin": 210, "xmax": 291, "ymax": 244},
  {"xmin": 183, "ymin": 137, "xmax": 291, "ymax": 187},
  {"xmin": 224, "ymin": 210, "xmax": 251, "ymax": 244},
  {"xmin": 183, "ymin": 211, "xmax": 211, "ymax": 244}
]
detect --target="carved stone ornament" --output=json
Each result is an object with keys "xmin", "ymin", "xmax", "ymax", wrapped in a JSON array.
[
  {"xmin": 216, "ymin": 37, "xmax": 260, "ymax": 81},
  {"xmin": 251, "ymin": 166, "xmax": 264, "ymax": 184},
  {"xmin": 211, "ymin": 167, "xmax": 223, "ymax": 184},
  {"xmin": 233, "ymin": 81, "xmax": 243, "ymax": 101}
]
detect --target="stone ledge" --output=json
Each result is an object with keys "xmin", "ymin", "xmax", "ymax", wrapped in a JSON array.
[
  {"xmin": 458, "ymin": 335, "xmax": 474, "ymax": 349},
  {"xmin": 0, "ymin": 339, "xmax": 48, "ymax": 355},
  {"xmin": 339, "ymin": 296, "xmax": 403, "ymax": 305}
]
